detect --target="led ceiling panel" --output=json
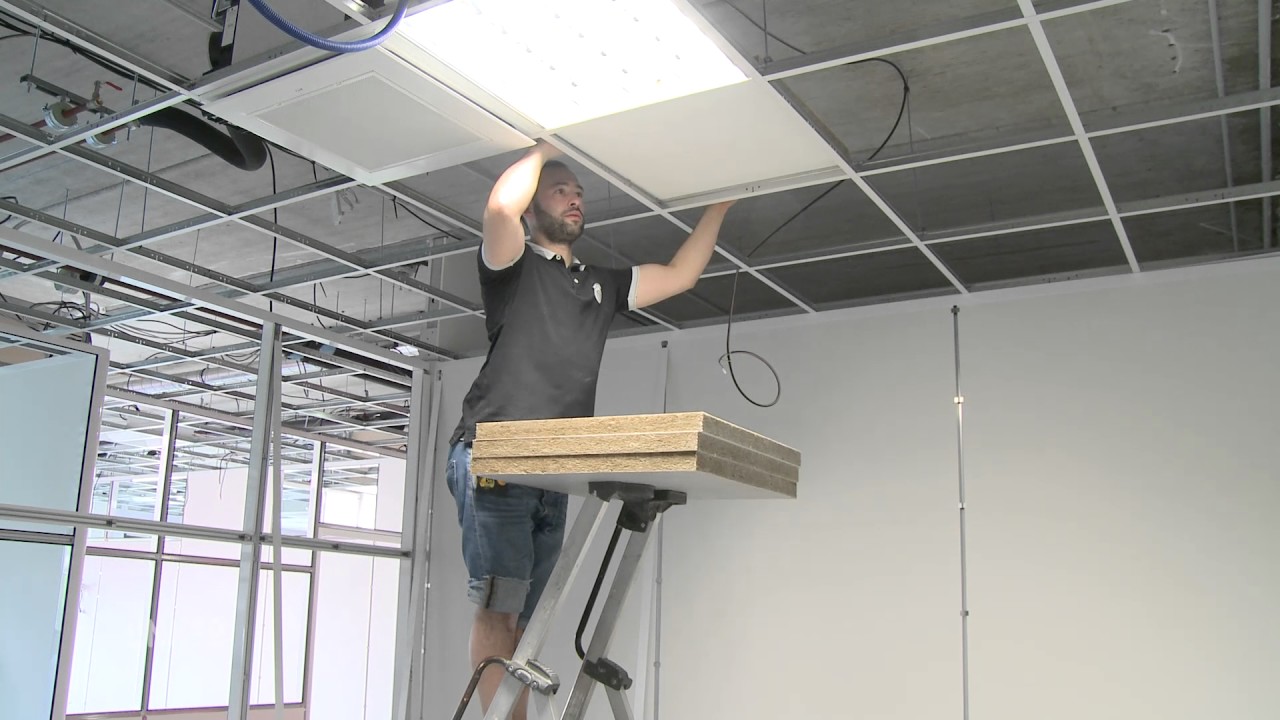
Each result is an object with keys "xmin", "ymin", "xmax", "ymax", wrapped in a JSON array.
[{"xmin": 397, "ymin": 0, "xmax": 748, "ymax": 129}]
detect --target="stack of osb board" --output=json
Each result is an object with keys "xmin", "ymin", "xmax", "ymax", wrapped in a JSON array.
[{"xmin": 471, "ymin": 412, "xmax": 799, "ymax": 500}]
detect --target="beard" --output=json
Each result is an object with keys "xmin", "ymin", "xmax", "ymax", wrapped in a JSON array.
[{"xmin": 531, "ymin": 200, "xmax": 584, "ymax": 245}]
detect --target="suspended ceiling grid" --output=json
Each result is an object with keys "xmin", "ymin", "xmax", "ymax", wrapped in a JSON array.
[{"xmin": 0, "ymin": 0, "xmax": 1276, "ymax": 454}]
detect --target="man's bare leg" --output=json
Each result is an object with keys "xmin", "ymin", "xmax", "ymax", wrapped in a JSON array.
[{"xmin": 472, "ymin": 609, "xmax": 529, "ymax": 719}]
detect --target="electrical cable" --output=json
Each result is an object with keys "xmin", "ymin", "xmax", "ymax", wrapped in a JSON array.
[
  {"xmin": 245, "ymin": 0, "xmax": 411, "ymax": 54},
  {"xmin": 390, "ymin": 196, "xmax": 453, "ymax": 237},
  {"xmin": 1, "ymin": 195, "xmax": 17, "ymax": 225},
  {"xmin": 851, "ymin": 57, "xmax": 910, "ymax": 164},
  {"xmin": 576, "ymin": 524, "xmax": 624, "ymax": 659},
  {"xmin": 712, "ymin": 4, "xmax": 910, "ymax": 408},
  {"xmin": 717, "ymin": 271, "xmax": 781, "ymax": 408},
  {"xmin": 267, "ymin": 147, "xmax": 279, "ymax": 313},
  {"xmin": 742, "ymin": 182, "xmax": 842, "ymax": 260}
]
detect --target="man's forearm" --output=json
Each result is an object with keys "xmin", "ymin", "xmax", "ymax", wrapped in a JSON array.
[
  {"xmin": 486, "ymin": 142, "xmax": 559, "ymax": 218},
  {"xmin": 668, "ymin": 202, "xmax": 732, "ymax": 288}
]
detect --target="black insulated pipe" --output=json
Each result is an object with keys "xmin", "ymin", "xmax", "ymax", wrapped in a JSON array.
[{"xmin": 137, "ymin": 107, "xmax": 268, "ymax": 171}]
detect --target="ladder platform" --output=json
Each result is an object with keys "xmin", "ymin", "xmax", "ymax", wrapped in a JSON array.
[{"xmin": 472, "ymin": 412, "xmax": 800, "ymax": 500}]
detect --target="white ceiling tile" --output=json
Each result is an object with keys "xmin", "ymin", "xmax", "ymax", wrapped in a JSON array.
[{"xmin": 556, "ymin": 80, "xmax": 837, "ymax": 203}]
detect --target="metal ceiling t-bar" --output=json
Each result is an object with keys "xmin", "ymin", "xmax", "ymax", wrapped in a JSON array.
[
  {"xmin": 0, "ymin": 0, "xmax": 193, "ymax": 95},
  {"xmin": 694, "ymin": 178, "xmax": 1280, "ymax": 279},
  {"xmin": 0, "ymin": 195, "xmax": 461, "ymax": 359},
  {"xmin": 0, "ymin": 119, "xmax": 484, "ymax": 321},
  {"xmin": 0, "ymin": 92, "xmax": 188, "ymax": 174},
  {"xmin": 760, "ymin": 0, "xmax": 1136, "ymax": 82},
  {"xmin": 546, "ymin": 135, "xmax": 821, "ymax": 314},
  {"xmin": 1015, "ymin": 0, "xmax": 1141, "ymax": 272},
  {"xmin": 0, "ymin": 224, "xmax": 428, "ymax": 370},
  {"xmin": 1258, "ymin": 0, "xmax": 1273, "ymax": 249}
]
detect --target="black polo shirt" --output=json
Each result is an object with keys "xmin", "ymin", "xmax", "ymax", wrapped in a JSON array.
[{"xmin": 450, "ymin": 242, "xmax": 638, "ymax": 444}]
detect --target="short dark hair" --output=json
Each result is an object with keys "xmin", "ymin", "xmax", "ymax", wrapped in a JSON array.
[{"xmin": 542, "ymin": 159, "xmax": 569, "ymax": 174}]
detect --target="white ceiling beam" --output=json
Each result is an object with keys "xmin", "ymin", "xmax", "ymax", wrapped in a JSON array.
[
  {"xmin": 1116, "ymin": 179, "xmax": 1280, "ymax": 218},
  {"xmin": 1016, "ymin": 0, "xmax": 1140, "ymax": 272},
  {"xmin": 760, "ymin": 0, "xmax": 1134, "ymax": 82},
  {"xmin": 695, "ymin": 179, "xmax": 1280, "ymax": 277},
  {"xmin": 766, "ymin": 79, "xmax": 969, "ymax": 294},
  {"xmin": 1206, "ymin": 0, "xmax": 1241, "ymax": 252}
]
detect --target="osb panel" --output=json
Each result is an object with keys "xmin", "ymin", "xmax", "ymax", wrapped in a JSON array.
[
  {"xmin": 475, "ymin": 412, "xmax": 710, "ymax": 438},
  {"xmin": 474, "ymin": 452, "xmax": 701, "ymax": 475},
  {"xmin": 472, "ymin": 432, "xmax": 798, "ymax": 477},
  {"xmin": 474, "ymin": 412, "xmax": 801, "ymax": 466},
  {"xmin": 473, "ymin": 453, "xmax": 797, "ymax": 500},
  {"xmin": 474, "ymin": 432, "xmax": 706, "ymax": 458}
]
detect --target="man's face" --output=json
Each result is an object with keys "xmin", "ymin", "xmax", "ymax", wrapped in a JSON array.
[{"xmin": 527, "ymin": 165, "xmax": 585, "ymax": 246}]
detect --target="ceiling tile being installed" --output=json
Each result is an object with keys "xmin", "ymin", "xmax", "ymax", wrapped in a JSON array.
[
  {"xmin": 555, "ymin": 80, "xmax": 839, "ymax": 203},
  {"xmin": 466, "ymin": 150, "xmax": 656, "ymax": 223},
  {"xmin": 675, "ymin": 180, "xmax": 905, "ymax": 263},
  {"xmin": 397, "ymin": 0, "xmax": 749, "ymax": 130}
]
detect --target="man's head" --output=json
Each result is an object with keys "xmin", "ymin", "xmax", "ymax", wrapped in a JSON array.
[{"xmin": 524, "ymin": 160, "xmax": 585, "ymax": 247}]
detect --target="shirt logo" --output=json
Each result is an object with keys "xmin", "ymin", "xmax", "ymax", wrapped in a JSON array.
[{"xmin": 593, "ymin": 282, "xmax": 602, "ymax": 304}]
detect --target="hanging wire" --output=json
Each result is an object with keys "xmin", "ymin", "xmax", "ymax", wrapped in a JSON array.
[
  {"xmin": 713, "ymin": 2, "xmax": 913, "ymax": 408},
  {"xmin": 717, "ymin": 271, "xmax": 781, "ymax": 408}
]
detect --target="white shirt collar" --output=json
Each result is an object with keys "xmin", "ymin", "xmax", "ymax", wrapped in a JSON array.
[{"xmin": 527, "ymin": 241, "xmax": 584, "ymax": 269}]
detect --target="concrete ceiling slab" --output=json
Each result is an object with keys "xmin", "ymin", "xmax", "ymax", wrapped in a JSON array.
[
  {"xmin": 1124, "ymin": 198, "xmax": 1265, "ymax": 265},
  {"xmin": 1093, "ymin": 110, "xmax": 1261, "ymax": 202},
  {"xmin": 1043, "ymin": 0, "xmax": 1260, "ymax": 115},
  {"xmin": 695, "ymin": 0, "xmax": 1019, "ymax": 64},
  {"xmin": 778, "ymin": 25, "xmax": 1069, "ymax": 160},
  {"xmin": 867, "ymin": 141, "xmax": 1105, "ymax": 234},
  {"xmin": 930, "ymin": 219, "xmax": 1130, "ymax": 285},
  {"xmin": 647, "ymin": 270, "xmax": 798, "ymax": 325},
  {"xmin": 766, "ymin": 246, "xmax": 958, "ymax": 306}
]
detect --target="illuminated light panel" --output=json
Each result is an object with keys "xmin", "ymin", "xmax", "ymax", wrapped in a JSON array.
[{"xmin": 398, "ymin": 0, "xmax": 748, "ymax": 129}]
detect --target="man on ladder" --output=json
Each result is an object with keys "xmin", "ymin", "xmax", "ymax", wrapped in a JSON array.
[{"xmin": 443, "ymin": 139, "xmax": 735, "ymax": 719}]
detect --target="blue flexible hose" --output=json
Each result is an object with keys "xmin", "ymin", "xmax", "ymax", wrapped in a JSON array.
[{"xmin": 246, "ymin": 0, "xmax": 413, "ymax": 53}]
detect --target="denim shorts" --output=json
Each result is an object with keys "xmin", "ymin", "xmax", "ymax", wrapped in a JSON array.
[{"xmin": 445, "ymin": 440, "xmax": 568, "ymax": 627}]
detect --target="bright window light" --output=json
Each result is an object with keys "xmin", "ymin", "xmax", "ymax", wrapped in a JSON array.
[{"xmin": 398, "ymin": 0, "xmax": 748, "ymax": 129}]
